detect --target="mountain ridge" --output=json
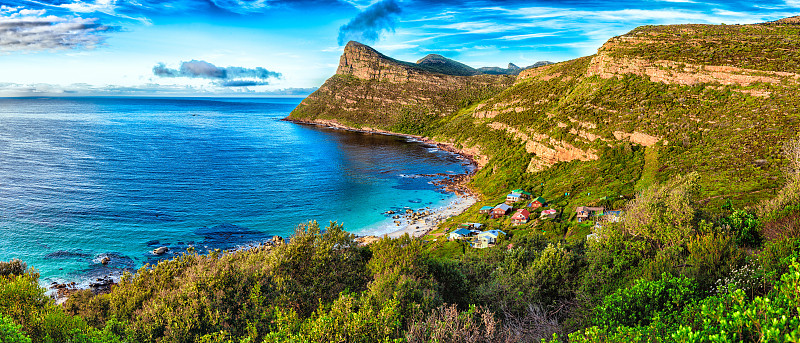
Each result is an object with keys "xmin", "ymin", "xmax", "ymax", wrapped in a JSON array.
[{"xmin": 289, "ymin": 20, "xmax": 800, "ymax": 213}]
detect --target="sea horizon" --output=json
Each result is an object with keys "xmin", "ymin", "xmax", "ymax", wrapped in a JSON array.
[{"xmin": 0, "ymin": 96, "xmax": 472, "ymax": 284}]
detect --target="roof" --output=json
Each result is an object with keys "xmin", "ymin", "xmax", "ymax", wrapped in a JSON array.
[
  {"xmin": 450, "ymin": 228, "xmax": 471, "ymax": 236},
  {"xmin": 542, "ymin": 209, "xmax": 558, "ymax": 214},
  {"xmin": 512, "ymin": 189, "xmax": 532, "ymax": 195},
  {"xmin": 514, "ymin": 209, "xmax": 530, "ymax": 216},
  {"xmin": 507, "ymin": 193, "xmax": 522, "ymax": 198},
  {"xmin": 532, "ymin": 196, "xmax": 546, "ymax": 204},
  {"xmin": 494, "ymin": 204, "xmax": 512, "ymax": 211},
  {"xmin": 479, "ymin": 206, "xmax": 494, "ymax": 211},
  {"xmin": 477, "ymin": 230, "xmax": 506, "ymax": 238}
]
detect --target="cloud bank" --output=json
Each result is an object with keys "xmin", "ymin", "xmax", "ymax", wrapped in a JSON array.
[
  {"xmin": 0, "ymin": 6, "xmax": 115, "ymax": 51},
  {"xmin": 337, "ymin": 0, "xmax": 401, "ymax": 45},
  {"xmin": 0, "ymin": 81, "xmax": 316, "ymax": 97},
  {"xmin": 153, "ymin": 60, "xmax": 282, "ymax": 87}
]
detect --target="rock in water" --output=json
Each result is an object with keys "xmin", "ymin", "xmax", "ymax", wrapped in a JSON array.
[{"xmin": 153, "ymin": 246, "xmax": 169, "ymax": 255}]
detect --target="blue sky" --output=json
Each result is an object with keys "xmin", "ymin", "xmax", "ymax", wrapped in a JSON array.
[{"xmin": 0, "ymin": 0, "xmax": 798, "ymax": 97}]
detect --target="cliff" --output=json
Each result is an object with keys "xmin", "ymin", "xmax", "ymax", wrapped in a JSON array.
[
  {"xmin": 288, "ymin": 20, "xmax": 800, "ymax": 210},
  {"xmin": 289, "ymin": 41, "xmax": 514, "ymax": 133}
]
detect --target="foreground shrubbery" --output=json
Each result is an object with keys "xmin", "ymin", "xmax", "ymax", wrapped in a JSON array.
[
  {"xmin": 3, "ymin": 204, "xmax": 799, "ymax": 343},
  {"xmin": 3, "ymin": 140, "xmax": 800, "ymax": 342}
]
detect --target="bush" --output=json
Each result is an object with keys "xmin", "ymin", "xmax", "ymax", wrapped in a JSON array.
[
  {"xmin": 620, "ymin": 173, "xmax": 700, "ymax": 249},
  {"xmin": 0, "ymin": 312, "xmax": 31, "ymax": 343},
  {"xmin": 593, "ymin": 273, "xmax": 699, "ymax": 328},
  {"xmin": 759, "ymin": 237, "xmax": 800, "ymax": 283},
  {"xmin": 0, "ymin": 259, "xmax": 27, "ymax": 277},
  {"xmin": 0, "ymin": 268, "xmax": 122, "ymax": 343},
  {"xmin": 683, "ymin": 229, "xmax": 746, "ymax": 291},
  {"xmin": 672, "ymin": 260, "xmax": 800, "ymax": 342},
  {"xmin": 720, "ymin": 209, "xmax": 761, "ymax": 247}
]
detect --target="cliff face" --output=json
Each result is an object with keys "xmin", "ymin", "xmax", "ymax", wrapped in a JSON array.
[
  {"xmin": 289, "ymin": 21, "xmax": 800, "ymax": 209},
  {"xmin": 289, "ymin": 41, "xmax": 514, "ymax": 130},
  {"xmin": 334, "ymin": 42, "xmax": 478, "ymax": 84}
]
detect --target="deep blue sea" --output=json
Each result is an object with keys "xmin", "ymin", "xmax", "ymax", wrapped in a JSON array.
[{"xmin": 0, "ymin": 97, "xmax": 471, "ymax": 284}]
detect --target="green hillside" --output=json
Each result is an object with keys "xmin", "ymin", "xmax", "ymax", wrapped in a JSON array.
[
  {"xmin": 4, "ymin": 19, "xmax": 800, "ymax": 343},
  {"xmin": 289, "ymin": 21, "xmax": 800, "ymax": 217}
]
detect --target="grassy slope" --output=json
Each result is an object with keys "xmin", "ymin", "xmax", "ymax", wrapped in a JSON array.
[{"xmin": 290, "ymin": 21, "xmax": 800, "ymax": 235}]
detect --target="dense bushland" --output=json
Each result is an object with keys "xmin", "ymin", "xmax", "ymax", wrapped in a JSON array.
[
  {"xmin": 6, "ymin": 19, "xmax": 800, "ymax": 342},
  {"xmin": 4, "ymin": 151, "xmax": 800, "ymax": 342}
]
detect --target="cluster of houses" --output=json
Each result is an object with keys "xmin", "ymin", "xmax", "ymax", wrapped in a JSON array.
[
  {"xmin": 446, "ymin": 186, "xmax": 629, "ymax": 249},
  {"xmin": 448, "ymin": 223, "xmax": 506, "ymax": 248},
  {"xmin": 477, "ymin": 188, "xmax": 559, "ymax": 225}
]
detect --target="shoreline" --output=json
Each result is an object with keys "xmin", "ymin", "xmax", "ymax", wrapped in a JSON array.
[
  {"xmin": 285, "ymin": 117, "xmax": 484, "ymax": 240},
  {"xmin": 48, "ymin": 118, "xmax": 483, "ymax": 300},
  {"xmin": 384, "ymin": 195, "xmax": 477, "ymax": 239},
  {"xmin": 281, "ymin": 118, "xmax": 485, "ymax": 244},
  {"xmin": 283, "ymin": 118, "xmax": 486, "ymax": 187}
]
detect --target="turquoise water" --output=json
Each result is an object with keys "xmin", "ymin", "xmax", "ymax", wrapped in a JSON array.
[{"xmin": 0, "ymin": 97, "xmax": 471, "ymax": 283}]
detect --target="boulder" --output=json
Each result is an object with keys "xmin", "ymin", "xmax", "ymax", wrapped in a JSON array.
[{"xmin": 153, "ymin": 246, "xmax": 169, "ymax": 255}]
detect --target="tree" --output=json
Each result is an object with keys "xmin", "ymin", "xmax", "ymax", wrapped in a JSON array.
[{"xmin": 619, "ymin": 172, "xmax": 700, "ymax": 249}]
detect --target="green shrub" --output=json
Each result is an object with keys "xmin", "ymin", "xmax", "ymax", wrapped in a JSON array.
[
  {"xmin": 620, "ymin": 173, "xmax": 700, "ymax": 249},
  {"xmin": 759, "ymin": 237, "xmax": 800, "ymax": 284},
  {"xmin": 720, "ymin": 209, "xmax": 761, "ymax": 247},
  {"xmin": 683, "ymin": 229, "xmax": 746, "ymax": 291},
  {"xmin": 593, "ymin": 273, "xmax": 699, "ymax": 328},
  {"xmin": 672, "ymin": 260, "xmax": 800, "ymax": 342},
  {"xmin": 0, "ymin": 259, "xmax": 27, "ymax": 277},
  {"xmin": 0, "ymin": 312, "xmax": 31, "ymax": 343},
  {"xmin": 0, "ymin": 268, "xmax": 122, "ymax": 343}
]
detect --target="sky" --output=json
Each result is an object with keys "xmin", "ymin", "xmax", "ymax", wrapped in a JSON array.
[{"xmin": 0, "ymin": 0, "xmax": 798, "ymax": 97}]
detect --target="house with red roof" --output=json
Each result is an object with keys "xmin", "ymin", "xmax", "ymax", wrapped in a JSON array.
[{"xmin": 511, "ymin": 209, "xmax": 530, "ymax": 225}]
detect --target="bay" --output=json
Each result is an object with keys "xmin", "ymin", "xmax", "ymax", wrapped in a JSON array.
[{"xmin": 0, "ymin": 97, "xmax": 470, "ymax": 283}]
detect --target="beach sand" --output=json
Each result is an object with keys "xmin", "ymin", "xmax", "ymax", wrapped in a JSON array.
[{"xmin": 384, "ymin": 194, "xmax": 477, "ymax": 239}]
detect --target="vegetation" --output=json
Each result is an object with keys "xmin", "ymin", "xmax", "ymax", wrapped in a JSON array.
[
  {"xmin": 4, "ymin": 163, "xmax": 800, "ymax": 341},
  {"xmin": 5, "ymin": 19, "xmax": 800, "ymax": 342}
]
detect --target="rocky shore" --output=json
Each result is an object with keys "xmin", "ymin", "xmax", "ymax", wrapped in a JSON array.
[
  {"xmin": 49, "ymin": 119, "xmax": 481, "ymax": 301},
  {"xmin": 284, "ymin": 118, "xmax": 486, "ymax": 243},
  {"xmin": 282, "ymin": 118, "xmax": 486, "ymax": 175}
]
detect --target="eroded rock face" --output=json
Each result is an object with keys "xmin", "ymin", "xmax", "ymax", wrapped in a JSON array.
[
  {"xmin": 486, "ymin": 122, "xmax": 598, "ymax": 172},
  {"xmin": 613, "ymin": 131, "xmax": 661, "ymax": 146},
  {"xmin": 587, "ymin": 43, "xmax": 800, "ymax": 88},
  {"xmin": 339, "ymin": 42, "xmax": 432, "ymax": 82}
]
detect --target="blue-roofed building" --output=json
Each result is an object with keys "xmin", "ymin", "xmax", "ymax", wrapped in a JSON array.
[
  {"xmin": 449, "ymin": 228, "xmax": 472, "ymax": 240},
  {"xmin": 506, "ymin": 193, "xmax": 523, "ymax": 203},
  {"xmin": 492, "ymin": 204, "xmax": 512, "ymax": 218},
  {"xmin": 479, "ymin": 206, "xmax": 494, "ymax": 214},
  {"xmin": 473, "ymin": 229, "xmax": 507, "ymax": 248}
]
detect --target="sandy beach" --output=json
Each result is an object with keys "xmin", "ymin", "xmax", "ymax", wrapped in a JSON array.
[{"xmin": 384, "ymin": 194, "xmax": 477, "ymax": 239}]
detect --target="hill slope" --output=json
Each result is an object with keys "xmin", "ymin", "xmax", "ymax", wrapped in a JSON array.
[{"xmin": 288, "ymin": 22, "xmax": 800, "ymax": 215}]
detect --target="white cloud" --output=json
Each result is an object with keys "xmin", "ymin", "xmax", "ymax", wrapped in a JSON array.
[
  {"xmin": 59, "ymin": 0, "xmax": 117, "ymax": 13},
  {"xmin": 55, "ymin": 0, "xmax": 151, "ymax": 23},
  {"xmin": 428, "ymin": 21, "xmax": 512, "ymax": 34},
  {"xmin": 0, "ymin": 81, "xmax": 315, "ymax": 97},
  {"xmin": 0, "ymin": 8, "xmax": 114, "ymax": 52},
  {"xmin": 495, "ymin": 32, "xmax": 559, "ymax": 41}
]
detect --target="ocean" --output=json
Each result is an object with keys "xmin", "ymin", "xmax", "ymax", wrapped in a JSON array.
[{"xmin": 0, "ymin": 97, "xmax": 471, "ymax": 284}]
